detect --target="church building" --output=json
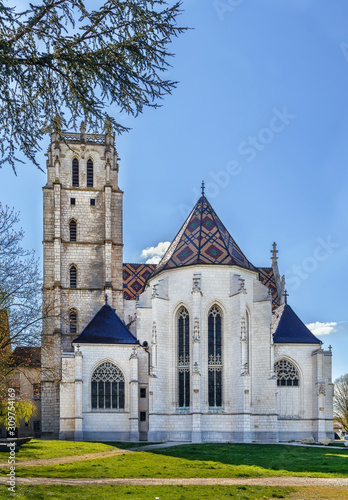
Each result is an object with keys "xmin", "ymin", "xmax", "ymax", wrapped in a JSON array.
[{"xmin": 41, "ymin": 123, "xmax": 333, "ymax": 443}]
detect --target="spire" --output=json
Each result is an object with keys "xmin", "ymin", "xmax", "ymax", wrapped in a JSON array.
[
  {"xmin": 150, "ymin": 194, "xmax": 257, "ymax": 278},
  {"xmin": 271, "ymin": 242, "xmax": 278, "ymax": 263}
]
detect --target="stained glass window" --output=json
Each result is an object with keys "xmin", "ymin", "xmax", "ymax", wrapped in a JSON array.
[
  {"xmin": 178, "ymin": 307, "xmax": 190, "ymax": 408},
  {"xmin": 275, "ymin": 359, "xmax": 299, "ymax": 387},
  {"xmin": 91, "ymin": 362, "xmax": 125, "ymax": 409},
  {"xmin": 208, "ymin": 306, "xmax": 222, "ymax": 407}
]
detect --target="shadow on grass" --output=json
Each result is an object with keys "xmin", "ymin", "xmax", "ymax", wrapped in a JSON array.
[{"xmin": 149, "ymin": 443, "xmax": 348, "ymax": 476}]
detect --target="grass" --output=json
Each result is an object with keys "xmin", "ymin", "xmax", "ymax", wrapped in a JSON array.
[
  {"xmin": 3, "ymin": 443, "xmax": 348, "ymax": 479},
  {"xmin": 0, "ymin": 440, "xmax": 156, "ymax": 462},
  {"xmin": 0, "ymin": 439, "xmax": 117, "ymax": 461},
  {"xmin": 0, "ymin": 485, "xmax": 295, "ymax": 499}
]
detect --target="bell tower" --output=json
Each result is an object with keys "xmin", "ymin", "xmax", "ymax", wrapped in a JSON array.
[{"xmin": 41, "ymin": 119, "xmax": 123, "ymax": 437}]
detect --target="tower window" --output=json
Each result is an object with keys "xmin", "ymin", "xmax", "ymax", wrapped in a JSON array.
[
  {"xmin": 70, "ymin": 266, "xmax": 77, "ymax": 288},
  {"xmin": 90, "ymin": 199, "xmax": 95, "ymax": 206},
  {"xmin": 70, "ymin": 198, "xmax": 76, "ymax": 206},
  {"xmin": 91, "ymin": 362, "xmax": 125, "ymax": 410},
  {"xmin": 69, "ymin": 220, "xmax": 77, "ymax": 242},
  {"xmin": 87, "ymin": 159, "xmax": 94, "ymax": 188},
  {"xmin": 69, "ymin": 309, "xmax": 77, "ymax": 333},
  {"xmin": 208, "ymin": 305, "xmax": 222, "ymax": 407},
  {"xmin": 140, "ymin": 412, "xmax": 146, "ymax": 421},
  {"xmin": 177, "ymin": 307, "xmax": 190, "ymax": 408},
  {"xmin": 140, "ymin": 388, "xmax": 146, "ymax": 398},
  {"xmin": 33, "ymin": 383, "xmax": 41, "ymax": 400},
  {"xmin": 72, "ymin": 159, "xmax": 79, "ymax": 187}
]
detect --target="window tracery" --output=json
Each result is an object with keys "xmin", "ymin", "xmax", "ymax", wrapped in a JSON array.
[
  {"xmin": 177, "ymin": 307, "xmax": 190, "ymax": 408},
  {"xmin": 91, "ymin": 362, "xmax": 125, "ymax": 409},
  {"xmin": 275, "ymin": 359, "xmax": 299, "ymax": 386},
  {"xmin": 208, "ymin": 305, "xmax": 222, "ymax": 407}
]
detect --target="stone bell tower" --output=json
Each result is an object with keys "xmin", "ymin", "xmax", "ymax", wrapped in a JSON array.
[{"xmin": 41, "ymin": 119, "xmax": 123, "ymax": 437}]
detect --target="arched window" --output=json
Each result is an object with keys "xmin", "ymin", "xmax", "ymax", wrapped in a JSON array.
[
  {"xmin": 72, "ymin": 158, "xmax": 79, "ymax": 187},
  {"xmin": 245, "ymin": 309, "xmax": 250, "ymax": 371},
  {"xmin": 208, "ymin": 305, "xmax": 222, "ymax": 407},
  {"xmin": 69, "ymin": 220, "xmax": 77, "ymax": 242},
  {"xmin": 91, "ymin": 362, "xmax": 125, "ymax": 409},
  {"xmin": 177, "ymin": 307, "xmax": 190, "ymax": 408},
  {"xmin": 69, "ymin": 309, "xmax": 77, "ymax": 334},
  {"xmin": 70, "ymin": 266, "xmax": 77, "ymax": 288},
  {"xmin": 275, "ymin": 359, "xmax": 299, "ymax": 387},
  {"xmin": 87, "ymin": 159, "xmax": 94, "ymax": 188}
]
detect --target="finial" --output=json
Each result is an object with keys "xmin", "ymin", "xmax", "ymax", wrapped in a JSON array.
[
  {"xmin": 104, "ymin": 115, "xmax": 112, "ymax": 135},
  {"xmin": 329, "ymin": 345, "xmax": 332, "ymax": 352},
  {"xmin": 201, "ymin": 180, "xmax": 205, "ymax": 196},
  {"xmin": 52, "ymin": 113, "xmax": 62, "ymax": 134},
  {"xmin": 105, "ymin": 293, "xmax": 108, "ymax": 305},
  {"xmin": 283, "ymin": 289, "xmax": 289, "ymax": 304},
  {"xmin": 271, "ymin": 242, "xmax": 278, "ymax": 262}
]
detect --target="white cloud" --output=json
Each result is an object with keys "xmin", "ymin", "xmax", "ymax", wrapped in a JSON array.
[
  {"xmin": 305, "ymin": 321, "xmax": 338, "ymax": 336},
  {"xmin": 141, "ymin": 241, "xmax": 171, "ymax": 264}
]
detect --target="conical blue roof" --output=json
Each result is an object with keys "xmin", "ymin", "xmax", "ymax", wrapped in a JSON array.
[
  {"xmin": 272, "ymin": 304, "xmax": 321, "ymax": 344},
  {"xmin": 73, "ymin": 304, "xmax": 138, "ymax": 345},
  {"xmin": 152, "ymin": 195, "xmax": 256, "ymax": 277}
]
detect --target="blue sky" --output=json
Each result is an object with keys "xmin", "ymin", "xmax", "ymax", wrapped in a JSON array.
[{"xmin": 0, "ymin": 0, "xmax": 347, "ymax": 379}]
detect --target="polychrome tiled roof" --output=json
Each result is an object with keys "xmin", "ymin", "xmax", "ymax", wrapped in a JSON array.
[
  {"xmin": 258, "ymin": 267, "xmax": 280, "ymax": 311},
  {"xmin": 151, "ymin": 195, "xmax": 257, "ymax": 277},
  {"xmin": 123, "ymin": 263, "xmax": 156, "ymax": 300}
]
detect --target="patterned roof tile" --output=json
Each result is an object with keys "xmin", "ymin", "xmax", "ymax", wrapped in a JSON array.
[{"xmin": 151, "ymin": 195, "xmax": 257, "ymax": 277}]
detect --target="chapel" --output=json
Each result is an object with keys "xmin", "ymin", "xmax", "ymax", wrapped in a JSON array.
[{"xmin": 41, "ymin": 123, "xmax": 333, "ymax": 442}]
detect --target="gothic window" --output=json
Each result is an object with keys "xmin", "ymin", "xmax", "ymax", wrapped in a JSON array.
[
  {"xmin": 275, "ymin": 359, "xmax": 299, "ymax": 387},
  {"xmin": 177, "ymin": 307, "xmax": 190, "ymax": 408},
  {"xmin": 69, "ymin": 220, "xmax": 77, "ymax": 242},
  {"xmin": 208, "ymin": 305, "xmax": 222, "ymax": 407},
  {"xmin": 91, "ymin": 362, "xmax": 125, "ymax": 409},
  {"xmin": 72, "ymin": 158, "xmax": 79, "ymax": 187},
  {"xmin": 245, "ymin": 309, "xmax": 250, "ymax": 371},
  {"xmin": 70, "ymin": 266, "xmax": 77, "ymax": 288},
  {"xmin": 87, "ymin": 159, "xmax": 94, "ymax": 188},
  {"xmin": 69, "ymin": 309, "xmax": 77, "ymax": 333}
]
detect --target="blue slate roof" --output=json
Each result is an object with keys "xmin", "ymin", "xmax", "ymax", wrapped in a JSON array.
[
  {"xmin": 272, "ymin": 304, "xmax": 321, "ymax": 344},
  {"xmin": 72, "ymin": 304, "xmax": 139, "ymax": 345}
]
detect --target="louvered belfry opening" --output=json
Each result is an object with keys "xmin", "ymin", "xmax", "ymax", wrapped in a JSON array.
[
  {"xmin": 72, "ymin": 158, "xmax": 79, "ymax": 187},
  {"xmin": 69, "ymin": 220, "xmax": 77, "ymax": 242},
  {"xmin": 87, "ymin": 159, "xmax": 94, "ymax": 188}
]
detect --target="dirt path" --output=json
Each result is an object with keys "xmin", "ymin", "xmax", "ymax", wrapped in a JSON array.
[
  {"xmin": 0, "ymin": 441, "xmax": 186, "ymax": 468},
  {"xmin": 0, "ymin": 449, "xmax": 133, "ymax": 468},
  {"xmin": 1, "ymin": 477, "xmax": 348, "ymax": 487}
]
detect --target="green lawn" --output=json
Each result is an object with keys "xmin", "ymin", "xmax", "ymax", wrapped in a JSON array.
[
  {"xmin": 0, "ymin": 485, "xmax": 295, "ymax": 500},
  {"xmin": 0, "ymin": 439, "xmax": 159, "ymax": 463},
  {"xmin": 0, "ymin": 439, "xmax": 118, "ymax": 461},
  {"xmin": 3, "ymin": 442, "xmax": 347, "ymax": 479}
]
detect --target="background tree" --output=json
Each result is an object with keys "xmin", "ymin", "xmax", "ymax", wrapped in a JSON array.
[
  {"xmin": 0, "ymin": 203, "xmax": 57, "ymax": 425},
  {"xmin": 334, "ymin": 374, "xmax": 348, "ymax": 433},
  {"xmin": 0, "ymin": 0, "xmax": 185, "ymax": 171}
]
